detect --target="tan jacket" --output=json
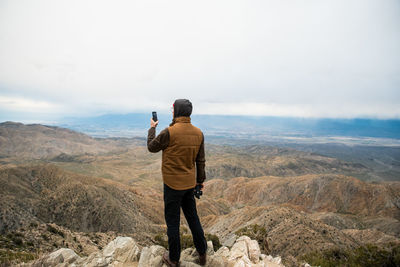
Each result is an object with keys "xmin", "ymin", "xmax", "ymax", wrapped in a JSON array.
[{"xmin": 147, "ymin": 116, "xmax": 206, "ymax": 190}]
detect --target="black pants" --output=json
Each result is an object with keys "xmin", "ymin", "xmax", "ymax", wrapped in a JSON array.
[{"xmin": 163, "ymin": 183, "xmax": 207, "ymax": 262}]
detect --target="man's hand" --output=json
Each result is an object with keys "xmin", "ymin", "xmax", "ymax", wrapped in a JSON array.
[
  {"xmin": 194, "ymin": 183, "xmax": 203, "ymax": 199},
  {"xmin": 151, "ymin": 118, "xmax": 159, "ymax": 128}
]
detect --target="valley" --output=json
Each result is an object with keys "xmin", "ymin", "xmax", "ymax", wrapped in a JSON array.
[{"xmin": 0, "ymin": 121, "xmax": 399, "ymax": 266}]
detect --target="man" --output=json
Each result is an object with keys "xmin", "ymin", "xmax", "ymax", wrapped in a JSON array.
[{"xmin": 147, "ymin": 99, "xmax": 207, "ymax": 267}]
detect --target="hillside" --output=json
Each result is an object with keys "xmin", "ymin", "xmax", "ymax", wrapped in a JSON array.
[
  {"xmin": 0, "ymin": 164, "xmax": 163, "ymax": 235},
  {"xmin": 199, "ymin": 175, "xmax": 400, "ymax": 262},
  {"xmin": 203, "ymin": 174, "xmax": 400, "ymax": 219},
  {"xmin": 0, "ymin": 121, "xmax": 143, "ymax": 160},
  {"xmin": 205, "ymin": 145, "xmax": 369, "ymax": 179},
  {"xmin": 1, "ymin": 121, "xmax": 400, "ymax": 266}
]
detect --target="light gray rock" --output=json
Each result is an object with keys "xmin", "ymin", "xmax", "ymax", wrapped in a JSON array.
[
  {"xmin": 83, "ymin": 236, "xmax": 140, "ymax": 267},
  {"xmin": 215, "ymin": 246, "xmax": 230, "ymax": 259},
  {"xmin": 138, "ymin": 245, "xmax": 166, "ymax": 267},
  {"xmin": 247, "ymin": 239, "xmax": 260, "ymax": 263},
  {"xmin": 18, "ymin": 235, "xmax": 286, "ymax": 267},
  {"xmin": 23, "ymin": 248, "xmax": 80, "ymax": 267},
  {"xmin": 104, "ymin": 236, "xmax": 140, "ymax": 263},
  {"xmin": 229, "ymin": 236, "xmax": 250, "ymax": 262},
  {"xmin": 206, "ymin": 241, "xmax": 214, "ymax": 255},
  {"xmin": 222, "ymin": 233, "xmax": 237, "ymax": 248}
]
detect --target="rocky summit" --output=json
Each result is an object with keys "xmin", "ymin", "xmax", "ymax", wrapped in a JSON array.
[{"xmin": 17, "ymin": 235, "xmax": 286, "ymax": 267}]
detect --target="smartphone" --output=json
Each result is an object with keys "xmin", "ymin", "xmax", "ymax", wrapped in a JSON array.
[{"xmin": 152, "ymin": 111, "xmax": 158, "ymax": 122}]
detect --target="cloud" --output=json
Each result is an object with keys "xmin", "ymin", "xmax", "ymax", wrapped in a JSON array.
[
  {"xmin": 0, "ymin": 95, "xmax": 64, "ymax": 112},
  {"xmin": 0, "ymin": 0, "xmax": 399, "ymax": 120}
]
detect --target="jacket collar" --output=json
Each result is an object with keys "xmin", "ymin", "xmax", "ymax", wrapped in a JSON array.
[{"xmin": 174, "ymin": 116, "xmax": 191, "ymax": 123}]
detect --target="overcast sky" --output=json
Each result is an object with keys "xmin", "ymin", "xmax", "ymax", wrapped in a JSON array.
[{"xmin": 0, "ymin": 0, "xmax": 399, "ymax": 122}]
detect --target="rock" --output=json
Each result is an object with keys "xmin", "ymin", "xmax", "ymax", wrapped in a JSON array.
[
  {"xmin": 18, "ymin": 235, "xmax": 285, "ymax": 267},
  {"xmin": 138, "ymin": 245, "xmax": 166, "ymax": 267},
  {"xmin": 179, "ymin": 261, "xmax": 201, "ymax": 267},
  {"xmin": 222, "ymin": 233, "xmax": 237, "ymax": 248},
  {"xmin": 206, "ymin": 241, "xmax": 214, "ymax": 255},
  {"xmin": 272, "ymin": 256, "xmax": 282, "ymax": 265},
  {"xmin": 22, "ymin": 248, "xmax": 80, "ymax": 267},
  {"xmin": 181, "ymin": 247, "xmax": 198, "ymax": 263},
  {"xmin": 103, "ymin": 236, "xmax": 140, "ymax": 263},
  {"xmin": 84, "ymin": 236, "xmax": 140, "ymax": 266},
  {"xmin": 84, "ymin": 251, "xmax": 108, "ymax": 267},
  {"xmin": 215, "ymin": 246, "xmax": 230, "ymax": 258},
  {"xmin": 229, "ymin": 236, "xmax": 250, "ymax": 261},
  {"xmin": 247, "ymin": 239, "xmax": 260, "ymax": 263}
]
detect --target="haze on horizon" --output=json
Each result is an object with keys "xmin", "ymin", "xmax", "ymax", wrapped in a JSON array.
[{"xmin": 0, "ymin": 0, "xmax": 399, "ymax": 123}]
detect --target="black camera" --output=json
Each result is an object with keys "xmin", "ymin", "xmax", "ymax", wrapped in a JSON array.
[{"xmin": 194, "ymin": 184, "xmax": 203, "ymax": 199}]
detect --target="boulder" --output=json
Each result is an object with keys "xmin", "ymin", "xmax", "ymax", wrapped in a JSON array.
[
  {"xmin": 138, "ymin": 245, "xmax": 166, "ymax": 267},
  {"xmin": 22, "ymin": 248, "xmax": 80, "ymax": 267},
  {"xmin": 84, "ymin": 236, "xmax": 140, "ymax": 266},
  {"xmin": 18, "ymin": 235, "xmax": 285, "ymax": 267}
]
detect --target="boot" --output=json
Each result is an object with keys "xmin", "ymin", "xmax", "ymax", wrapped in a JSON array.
[
  {"xmin": 163, "ymin": 251, "xmax": 180, "ymax": 267},
  {"xmin": 199, "ymin": 253, "xmax": 206, "ymax": 265}
]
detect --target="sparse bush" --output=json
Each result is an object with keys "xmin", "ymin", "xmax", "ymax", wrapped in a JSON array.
[
  {"xmin": 300, "ymin": 243, "xmax": 400, "ymax": 267},
  {"xmin": 41, "ymin": 234, "xmax": 49, "ymax": 241},
  {"xmin": 235, "ymin": 224, "xmax": 268, "ymax": 253},
  {"xmin": 154, "ymin": 233, "xmax": 168, "ymax": 249},
  {"xmin": 205, "ymin": 233, "xmax": 221, "ymax": 251},
  {"xmin": 47, "ymin": 224, "xmax": 64, "ymax": 237},
  {"xmin": 14, "ymin": 232, "xmax": 23, "ymax": 238},
  {"xmin": 180, "ymin": 234, "xmax": 194, "ymax": 249},
  {"xmin": 0, "ymin": 250, "xmax": 35, "ymax": 264},
  {"xmin": 154, "ymin": 230, "xmax": 220, "ymax": 251},
  {"xmin": 12, "ymin": 237, "xmax": 23, "ymax": 247}
]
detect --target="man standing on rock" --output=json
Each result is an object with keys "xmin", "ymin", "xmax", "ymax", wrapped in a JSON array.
[{"xmin": 147, "ymin": 99, "xmax": 207, "ymax": 267}]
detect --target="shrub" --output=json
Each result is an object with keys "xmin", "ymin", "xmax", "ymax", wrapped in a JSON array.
[
  {"xmin": 12, "ymin": 238, "xmax": 23, "ymax": 247},
  {"xmin": 0, "ymin": 250, "xmax": 35, "ymax": 264},
  {"xmin": 300, "ymin": 243, "xmax": 400, "ymax": 267},
  {"xmin": 205, "ymin": 233, "xmax": 221, "ymax": 251},
  {"xmin": 47, "ymin": 224, "xmax": 64, "ymax": 238},
  {"xmin": 41, "ymin": 234, "xmax": 49, "ymax": 241},
  {"xmin": 235, "ymin": 224, "xmax": 268, "ymax": 252},
  {"xmin": 154, "ymin": 231, "xmax": 221, "ymax": 251},
  {"xmin": 154, "ymin": 233, "xmax": 168, "ymax": 249},
  {"xmin": 180, "ymin": 234, "xmax": 194, "ymax": 249}
]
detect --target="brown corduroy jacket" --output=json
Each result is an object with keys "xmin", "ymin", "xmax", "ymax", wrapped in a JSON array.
[{"xmin": 147, "ymin": 116, "xmax": 206, "ymax": 190}]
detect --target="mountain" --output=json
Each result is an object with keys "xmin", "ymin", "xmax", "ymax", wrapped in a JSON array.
[
  {"xmin": 56, "ymin": 113, "xmax": 400, "ymax": 139},
  {"xmin": 1, "ymin": 121, "xmax": 400, "ymax": 266},
  {"xmin": 197, "ymin": 173, "xmax": 400, "ymax": 262},
  {"xmin": 0, "ymin": 164, "xmax": 163, "ymax": 235},
  {"xmin": 205, "ymin": 145, "xmax": 368, "ymax": 179},
  {"xmin": 203, "ymin": 174, "xmax": 400, "ymax": 219},
  {"xmin": 0, "ymin": 121, "xmax": 143, "ymax": 160}
]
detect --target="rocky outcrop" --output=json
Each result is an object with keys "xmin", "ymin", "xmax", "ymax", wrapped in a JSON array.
[{"xmin": 19, "ymin": 235, "xmax": 285, "ymax": 267}]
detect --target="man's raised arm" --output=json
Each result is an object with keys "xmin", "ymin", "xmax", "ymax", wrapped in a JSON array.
[{"xmin": 147, "ymin": 125, "xmax": 170, "ymax": 153}]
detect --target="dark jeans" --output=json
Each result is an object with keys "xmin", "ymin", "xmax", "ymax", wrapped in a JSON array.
[{"xmin": 163, "ymin": 183, "xmax": 207, "ymax": 262}]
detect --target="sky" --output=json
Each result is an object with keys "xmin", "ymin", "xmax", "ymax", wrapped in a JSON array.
[{"xmin": 0, "ymin": 0, "xmax": 399, "ymax": 123}]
